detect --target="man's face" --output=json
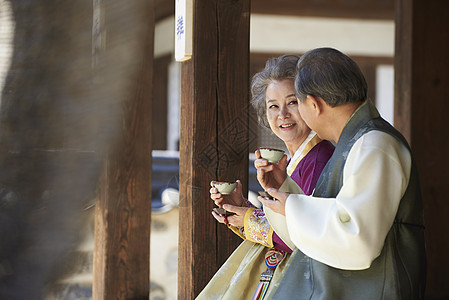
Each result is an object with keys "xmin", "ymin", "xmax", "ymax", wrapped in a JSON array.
[
  {"xmin": 297, "ymin": 97, "xmax": 315, "ymax": 132},
  {"xmin": 297, "ymin": 96, "xmax": 327, "ymax": 140}
]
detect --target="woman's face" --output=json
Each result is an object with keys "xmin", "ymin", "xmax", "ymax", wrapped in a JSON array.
[{"xmin": 265, "ymin": 79, "xmax": 310, "ymax": 150}]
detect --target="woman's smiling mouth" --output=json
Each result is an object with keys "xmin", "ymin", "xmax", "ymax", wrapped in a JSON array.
[{"xmin": 280, "ymin": 123, "xmax": 295, "ymax": 129}]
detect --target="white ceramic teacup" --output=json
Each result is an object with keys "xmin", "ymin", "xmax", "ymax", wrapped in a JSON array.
[
  {"xmin": 259, "ymin": 147, "xmax": 285, "ymax": 163},
  {"xmin": 213, "ymin": 181, "xmax": 237, "ymax": 194}
]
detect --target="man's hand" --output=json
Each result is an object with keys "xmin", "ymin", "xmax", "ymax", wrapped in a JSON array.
[
  {"xmin": 254, "ymin": 149, "xmax": 288, "ymax": 190},
  {"xmin": 258, "ymin": 188, "xmax": 290, "ymax": 216}
]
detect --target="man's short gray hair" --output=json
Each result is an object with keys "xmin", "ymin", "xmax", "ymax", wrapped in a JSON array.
[{"xmin": 295, "ymin": 47, "xmax": 367, "ymax": 107}]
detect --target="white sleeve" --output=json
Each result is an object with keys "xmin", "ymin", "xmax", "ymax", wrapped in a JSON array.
[{"xmin": 284, "ymin": 131, "xmax": 411, "ymax": 270}]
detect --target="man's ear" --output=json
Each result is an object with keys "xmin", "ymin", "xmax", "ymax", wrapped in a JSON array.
[{"xmin": 306, "ymin": 95, "xmax": 323, "ymax": 116}]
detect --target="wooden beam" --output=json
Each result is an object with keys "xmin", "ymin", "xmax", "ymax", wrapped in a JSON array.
[
  {"xmin": 394, "ymin": 0, "xmax": 412, "ymax": 141},
  {"xmin": 251, "ymin": 0, "xmax": 394, "ymax": 20},
  {"xmin": 93, "ymin": 1, "xmax": 154, "ymax": 299},
  {"xmin": 155, "ymin": 0, "xmax": 174, "ymax": 22},
  {"xmin": 154, "ymin": 0, "xmax": 395, "ymax": 22},
  {"xmin": 178, "ymin": 0, "xmax": 251, "ymax": 298},
  {"xmin": 394, "ymin": 0, "xmax": 449, "ymax": 298}
]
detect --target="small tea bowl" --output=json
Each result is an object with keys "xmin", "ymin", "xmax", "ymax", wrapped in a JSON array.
[
  {"xmin": 213, "ymin": 181, "xmax": 237, "ymax": 194},
  {"xmin": 259, "ymin": 147, "xmax": 285, "ymax": 163}
]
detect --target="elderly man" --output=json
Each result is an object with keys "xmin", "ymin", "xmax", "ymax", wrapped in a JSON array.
[{"xmin": 255, "ymin": 47, "xmax": 426, "ymax": 299}]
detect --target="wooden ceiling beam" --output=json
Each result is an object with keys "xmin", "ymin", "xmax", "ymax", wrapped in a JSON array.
[
  {"xmin": 251, "ymin": 0, "xmax": 394, "ymax": 20},
  {"xmin": 154, "ymin": 0, "xmax": 394, "ymax": 22},
  {"xmin": 155, "ymin": 0, "xmax": 174, "ymax": 22}
]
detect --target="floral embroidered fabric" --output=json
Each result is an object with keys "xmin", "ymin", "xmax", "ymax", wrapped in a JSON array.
[
  {"xmin": 244, "ymin": 208, "xmax": 273, "ymax": 248},
  {"xmin": 229, "ymin": 224, "xmax": 246, "ymax": 240}
]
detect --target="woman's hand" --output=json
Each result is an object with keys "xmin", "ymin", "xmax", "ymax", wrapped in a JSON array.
[
  {"xmin": 254, "ymin": 149, "xmax": 288, "ymax": 190},
  {"xmin": 258, "ymin": 188, "xmax": 290, "ymax": 216},
  {"xmin": 211, "ymin": 204, "xmax": 248, "ymax": 227},
  {"xmin": 210, "ymin": 180, "xmax": 244, "ymax": 208}
]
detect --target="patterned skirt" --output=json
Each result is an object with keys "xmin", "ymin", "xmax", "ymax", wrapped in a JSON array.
[{"xmin": 196, "ymin": 240, "xmax": 294, "ymax": 300}]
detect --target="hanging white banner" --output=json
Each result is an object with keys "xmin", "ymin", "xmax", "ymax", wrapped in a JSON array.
[{"xmin": 175, "ymin": 0, "xmax": 192, "ymax": 62}]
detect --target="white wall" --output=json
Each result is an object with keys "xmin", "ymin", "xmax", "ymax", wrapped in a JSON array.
[
  {"xmin": 250, "ymin": 14, "xmax": 394, "ymax": 57},
  {"xmin": 167, "ymin": 61, "xmax": 181, "ymax": 151},
  {"xmin": 376, "ymin": 65, "xmax": 395, "ymax": 124}
]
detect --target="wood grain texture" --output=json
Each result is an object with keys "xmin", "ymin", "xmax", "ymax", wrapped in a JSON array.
[
  {"xmin": 93, "ymin": 1, "xmax": 155, "ymax": 299},
  {"xmin": 395, "ymin": 0, "xmax": 449, "ymax": 298},
  {"xmin": 178, "ymin": 0, "xmax": 250, "ymax": 298}
]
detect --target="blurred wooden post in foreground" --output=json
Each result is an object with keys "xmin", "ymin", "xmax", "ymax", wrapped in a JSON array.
[
  {"xmin": 178, "ymin": 0, "xmax": 251, "ymax": 298},
  {"xmin": 93, "ymin": 1, "xmax": 155, "ymax": 299},
  {"xmin": 394, "ymin": 0, "xmax": 449, "ymax": 298}
]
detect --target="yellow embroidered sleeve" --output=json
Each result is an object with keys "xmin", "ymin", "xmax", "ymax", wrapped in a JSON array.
[
  {"xmin": 228, "ymin": 224, "xmax": 246, "ymax": 240},
  {"xmin": 243, "ymin": 208, "xmax": 274, "ymax": 248},
  {"xmin": 226, "ymin": 200, "xmax": 251, "ymax": 240}
]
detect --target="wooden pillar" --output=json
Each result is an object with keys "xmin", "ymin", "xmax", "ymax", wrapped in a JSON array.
[
  {"xmin": 178, "ymin": 0, "xmax": 250, "ymax": 298},
  {"xmin": 395, "ymin": 1, "xmax": 449, "ymax": 298},
  {"xmin": 93, "ymin": 1, "xmax": 154, "ymax": 299},
  {"xmin": 152, "ymin": 54, "xmax": 172, "ymax": 150}
]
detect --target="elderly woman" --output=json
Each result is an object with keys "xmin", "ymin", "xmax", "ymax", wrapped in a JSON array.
[{"xmin": 197, "ymin": 55, "xmax": 334, "ymax": 300}]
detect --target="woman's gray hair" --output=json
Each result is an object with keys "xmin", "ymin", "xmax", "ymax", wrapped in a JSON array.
[
  {"xmin": 295, "ymin": 48, "xmax": 367, "ymax": 107},
  {"xmin": 251, "ymin": 54, "xmax": 300, "ymax": 128}
]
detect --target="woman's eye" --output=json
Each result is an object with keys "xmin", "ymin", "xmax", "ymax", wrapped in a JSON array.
[
  {"xmin": 268, "ymin": 104, "xmax": 278, "ymax": 109},
  {"xmin": 288, "ymin": 99, "xmax": 298, "ymax": 105}
]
